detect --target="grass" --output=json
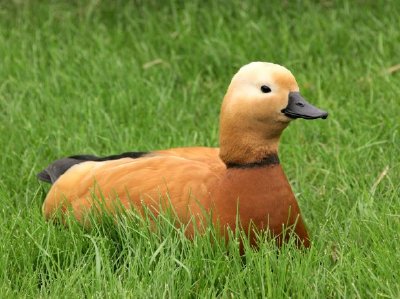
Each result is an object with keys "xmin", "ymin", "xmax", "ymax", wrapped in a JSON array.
[{"xmin": 0, "ymin": 0, "xmax": 399, "ymax": 297}]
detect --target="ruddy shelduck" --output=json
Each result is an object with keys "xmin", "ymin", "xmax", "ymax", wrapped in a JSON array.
[{"xmin": 38, "ymin": 62, "xmax": 328, "ymax": 248}]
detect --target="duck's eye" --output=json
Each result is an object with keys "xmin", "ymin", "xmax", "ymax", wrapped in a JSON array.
[{"xmin": 261, "ymin": 85, "xmax": 272, "ymax": 93}]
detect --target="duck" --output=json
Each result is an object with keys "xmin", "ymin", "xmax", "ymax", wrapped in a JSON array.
[{"xmin": 38, "ymin": 62, "xmax": 328, "ymax": 248}]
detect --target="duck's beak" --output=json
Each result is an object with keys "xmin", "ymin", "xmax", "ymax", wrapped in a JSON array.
[{"xmin": 281, "ymin": 92, "xmax": 328, "ymax": 120}]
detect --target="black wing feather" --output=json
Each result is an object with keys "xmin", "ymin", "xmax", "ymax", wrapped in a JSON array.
[{"xmin": 37, "ymin": 151, "xmax": 149, "ymax": 184}]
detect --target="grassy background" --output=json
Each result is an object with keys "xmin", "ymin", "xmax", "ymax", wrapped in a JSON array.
[{"xmin": 1, "ymin": 0, "xmax": 399, "ymax": 297}]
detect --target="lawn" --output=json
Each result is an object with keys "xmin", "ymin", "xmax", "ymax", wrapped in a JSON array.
[{"xmin": 0, "ymin": 0, "xmax": 399, "ymax": 298}]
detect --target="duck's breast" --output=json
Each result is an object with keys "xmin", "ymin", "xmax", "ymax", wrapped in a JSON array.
[{"xmin": 212, "ymin": 165, "xmax": 310, "ymax": 246}]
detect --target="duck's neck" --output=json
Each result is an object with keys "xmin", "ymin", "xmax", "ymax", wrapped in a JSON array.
[{"xmin": 219, "ymin": 123, "xmax": 283, "ymax": 167}]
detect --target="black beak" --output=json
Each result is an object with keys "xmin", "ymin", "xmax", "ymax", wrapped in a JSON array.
[{"xmin": 281, "ymin": 92, "xmax": 328, "ymax": 120}]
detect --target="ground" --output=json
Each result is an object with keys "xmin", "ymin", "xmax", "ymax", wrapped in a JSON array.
[{"xmin": 0, "ymin": 1, "xmax": 399, "ymax": 298}]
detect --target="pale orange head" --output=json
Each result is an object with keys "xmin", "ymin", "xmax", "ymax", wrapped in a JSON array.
[{"xmin": 219, "ymin": 62, "xmax": 328, "ymax": 165}]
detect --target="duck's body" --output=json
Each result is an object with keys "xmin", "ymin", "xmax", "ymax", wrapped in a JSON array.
[
  {"xmin": 42, "ymin": 148, "xmax": 223, "ymax": 228},
  {"xmin": 39, "ymin": 62, "xmax": 328, "ymax": 248}
]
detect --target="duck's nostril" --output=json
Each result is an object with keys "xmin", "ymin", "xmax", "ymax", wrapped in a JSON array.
[{"xmin": 296, "ymin": 102, "xmax": 305, "ymax": 107}]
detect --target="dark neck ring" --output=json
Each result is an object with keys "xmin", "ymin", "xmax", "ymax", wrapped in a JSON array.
[{"xmin": 226, "ymin": 153, "xmax": 280, "ymax": 169}]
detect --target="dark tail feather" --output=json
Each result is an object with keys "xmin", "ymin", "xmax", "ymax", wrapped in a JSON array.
[
  {"xmin": 37, "ymin": 157, "xmax": 91, "ymax": 184},
  {"xmin": 37, "ymin": 151, "xmax": 149, "ymax": 184},
  {"xmin": 37, "ymin": 169, "xmax": 52, "ymax": 183}
]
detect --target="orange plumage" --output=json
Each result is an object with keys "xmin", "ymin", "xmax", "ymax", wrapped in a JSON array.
[{"xmin": 39, "ymin": 62, "xmax": 328, "ymax": 248}]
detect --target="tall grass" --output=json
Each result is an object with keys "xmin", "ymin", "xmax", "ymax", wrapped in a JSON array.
[{"xmin": 0, "ymin": 1, "xmax": 399, "ymax": 297}]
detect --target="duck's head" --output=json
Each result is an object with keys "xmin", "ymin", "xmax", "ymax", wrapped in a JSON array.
[{"xmin": 219, "ymin": 62, "xmax": 328, "ymax": 166}]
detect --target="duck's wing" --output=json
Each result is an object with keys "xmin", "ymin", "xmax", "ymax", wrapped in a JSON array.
[
  {"xmin": 38, "ymin": 147, "xmax": 222, "ymax": 184},
  {"xmin": 42, "ymin": 148, "xmax": 225, "ymax": 222},
  {"xmin": 37, "ymin": 151, "xmax": 150, "ymax": 184}
]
